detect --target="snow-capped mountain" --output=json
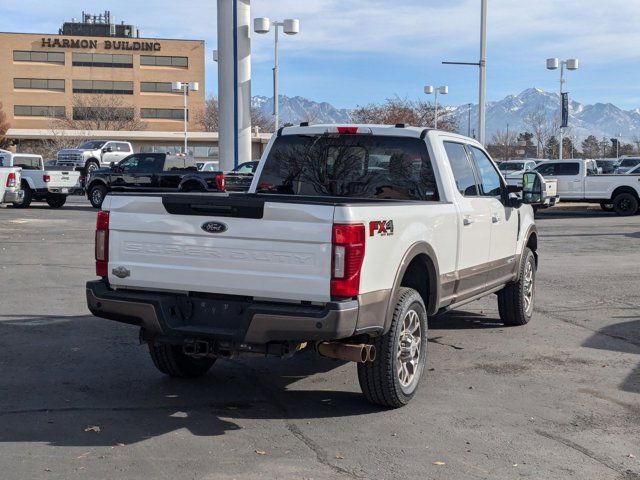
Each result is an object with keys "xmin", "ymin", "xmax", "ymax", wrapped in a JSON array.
[
  {"xmin": 251, "ymin": 88, "xmax": 640, "ymax": 142},
  {"xmin": 449, "ymin": 87, "xmax": 640, "ymax": 142},
  {"xmin": 252, "ymin": 95, "xmax": 351, "ymax": 125}
]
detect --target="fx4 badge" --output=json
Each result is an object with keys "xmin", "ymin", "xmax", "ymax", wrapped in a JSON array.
[{"xmin": 369, "ymin": 220, "xmax": 394, "ymax": 237}]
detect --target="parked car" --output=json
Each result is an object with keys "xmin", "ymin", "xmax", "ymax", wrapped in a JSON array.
[
  {"xmin": 616, "ymin": 157, "xmax": 640, "ymax": 174},
  {"xmin": 85, "ymin": 153, "xmax": 225, "ymax": 208},
  {"xmin": 0, "ymin": 151, "xmax": 81, "ymax": 208},
  {"xmin": 595, "ymin": 159, "xmax": 620, "ymax": 174},
  {"xmin": 501, "ymin": 160, "xmax": 558, "ymax": 209},
  {"xmin": 534, "ymin": 158, "xmax": 640, "ymax": 215},
  {"xmin": 57, "ymin": 140, "xmax": 134, "ymax": 174},
  {"xmin": 0, "ymin": 166, "xmax": 23, "ymax": 205},
  {"xmin": 86, "ymin": 124, "xmax": 546, "ymax": 408},
  {"xmin": 225, "ymin": 160, "xmax": 259, "ymax": 192},
  {"xmin": 625, "ymin": 164, "xmax": 640, "ymax": 175},
  {"xmin": 197, "ymin": 161, "xmax": 220, "ymax": 172}
]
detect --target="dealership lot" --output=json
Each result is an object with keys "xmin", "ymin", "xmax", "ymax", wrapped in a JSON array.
[{"xmin": 0, "ymin": 198, "xmax": 638, "ymax": 480}]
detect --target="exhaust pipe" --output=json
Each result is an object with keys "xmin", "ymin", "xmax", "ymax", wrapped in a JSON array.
[{"xmin": 316, "ymin": 342, "xmax": 376, "ymax": 363}]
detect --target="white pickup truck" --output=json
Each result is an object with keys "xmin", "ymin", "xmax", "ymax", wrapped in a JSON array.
[
  {"xmin": 57, "ymin": 140, "xmax": 133, "ymax": 174},
  {"xmin": 0, "ymin": 166, "xmax": 23, "ymax": 205},
  {"xmin": 534, "ymin": 158, "xmax": 640, "ymax": 215},
  {"xmin": 0, "ymin": 151, "xmax": 81, "ymax": 208},
  {"xmin": 86, "ymin": 125, "xmax": 546, "ymax": 407}
]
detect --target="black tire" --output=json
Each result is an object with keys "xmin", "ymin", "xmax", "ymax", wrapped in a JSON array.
[
  {"xmin": 497, "ymin": 247, "xmax": 536, "ymax": 326},
  {"xmin": 88, "ymin": 184, "xmax": 107, "ymax": 209},
  {"xmin": 85, "ymin": 160, "xmax": 100, "ymax": 174},
  {"xmin": 148, "ymin": 343, "xmax": 216, "ymax": 378},
  {"xmin": 45, "ymin": 193, "xmax": 67, "ymax": 208},
  {"xmin": 612, "ymin": 192, "xmax": 638, "ymax": 216},
  {"xmin": 358, "ymin": 287, "xmax": 427, "ymax": 408},
  {"xmin": 600, "ymin": 202, "xmax": 614, "ymax": 212},
  {"xmin": 12, "ymin": 184, "xmax": 32, "ymax": 208}
]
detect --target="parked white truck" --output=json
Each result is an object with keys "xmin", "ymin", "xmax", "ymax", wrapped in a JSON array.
[
  {"xmin": 57, "ymin": 140, "xmax": 133, "ymax": 174},
  {"xmin": 534, "ymin": 158, "xmax": 640, "ymax": 215},
  {"xmin": 0, "ymin": 151, "xmax": 81, "ymax": 208},
  {"xmin": 86, "ymin": 125, "xmax": 546, "ymax": 407},
  {"xmin": 0, "ymin": 166, "xmax": 23, "ymax": 205}
]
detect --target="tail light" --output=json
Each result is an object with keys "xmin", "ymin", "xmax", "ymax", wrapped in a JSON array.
[
  {"xmin": 43, "ymin": 174, "xmax": 51, "ymax": 183},
  {"xmin": 331, "ymin": 224, "xmax": 366, "ymax": 298},
  {"xmin": 215, "ymin": 173, "xmax": 225, "ymax": 191},
  {"xmin": 95, "ymin": 211, "xmax": 110, "ymax": 277},
  {"xmin": 6, "ymin": 172, "xmax": 16, "ymax": 188}
]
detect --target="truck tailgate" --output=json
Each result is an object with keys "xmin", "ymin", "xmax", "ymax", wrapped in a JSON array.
[
  {"xmin": 104, "ymin": 194, "xmax": 335, "ymax": 302},
  {"xmin": 45, "ymin": 169, "xmax": 81, "ymax": 188}
]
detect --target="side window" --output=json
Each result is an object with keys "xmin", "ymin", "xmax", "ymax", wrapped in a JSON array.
[
  {"xmin": 556, "ymin": 163, "xmax": 579, "ymax": 176},
  {"xmin": 137, "ymin": 155, "xmax": 163, "ymax": 173},
  {"xmin": 119, "ymin": 155, "xmax": 139, "ymax": 172},
  {"xmin": 469, "ymin": 146, "xmax": 502, "ymax": 198},
  {"xmin": 443, "ymin": 142, "xmax": 478, "ymax": 196},
  {"xmin": 586, "ymin": 161, "xmax": 598, "ymax": 176},
  {"xmin": 104, "ymin": 142, "xmax": 116, "ymax": 152},
  {"xmin": 536, "ymin": 163, "xmax": 557, "ymax": 176},
  {"xmin": 115, "ymin": 142, "xmax": 131, "ymax": 153}
]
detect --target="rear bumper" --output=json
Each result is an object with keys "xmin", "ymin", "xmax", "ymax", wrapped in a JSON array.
[
  {"xmin": 2, "ymin": 189, "xmax": 24, "ymax": 203},
  {"xmin": 86, "ymin": 280, "xmax": 373, "ymax": 344}
]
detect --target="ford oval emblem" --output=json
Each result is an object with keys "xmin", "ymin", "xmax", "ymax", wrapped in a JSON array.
[{"xmin": 201, "ymin": 221, "xmax": 227, "ymax": 234}]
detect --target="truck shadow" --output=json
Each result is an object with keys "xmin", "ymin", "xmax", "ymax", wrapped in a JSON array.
[
  {"xmin": 581, "ymin": 318, "xmax": 640, "ymax": 395},
  {"xmin": 429, "ymin": 310, "xmax": 506, "ymax": 330},
  {"xmin": 9, "ymin": 205, "xmax": 93, "ymax": 212},
  {"xmin": 0, "ymin": 314, "xmax": 380, "ymax": 447}
]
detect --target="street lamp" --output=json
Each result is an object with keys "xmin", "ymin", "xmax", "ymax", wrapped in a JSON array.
[
  {"xmin": 546, "ymin": 57, "xmax": 579, "ymax": 160},
  {"xmin": 254, "ymin": 17, "xmax": 300, "ymax": 130},
  {"xmin": 424, "ymin": 85, "xmax": 448, "ymax": 129},
  {"xmin": 171, "ymin": 81, "xmax": 199, "ymax": 155}
]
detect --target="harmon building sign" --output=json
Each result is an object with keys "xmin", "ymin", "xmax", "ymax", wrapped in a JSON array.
[{"xmin": 41, "ymin": 37, "xmax": 161, "ymax": 51}]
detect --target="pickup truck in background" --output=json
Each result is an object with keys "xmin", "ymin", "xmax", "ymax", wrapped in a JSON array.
[
  {"xmin": 85, "ymin": 153, "xmax": 225, "ymax": 208},
  {"xmin": 616, "ymin": 156, "xmax": 640, "ymax": 174},
  {"xmin": 0, "ymin": 166, "xmax": 23, "ymax": 205},
  {"xmin": 502, "ymin": 159, "xmax": 559, "ymax": 210},
  {"xmin": 0, "ymin": 151, "xmax": 81, "ymax": 208},
  {"xmin": 86, "ymin": 124, "xmax": 546, "ymax": 407},
  {"xmin": 534, "ymin": 158, "xmax": 640, "ymax": 215},
  {"xmin": 57, "ymin": 140, "xmax": 134, "ymax": 174},
  {"xmin": 224, "ymin": 160, "xmax": 259, "ymax": 192}
]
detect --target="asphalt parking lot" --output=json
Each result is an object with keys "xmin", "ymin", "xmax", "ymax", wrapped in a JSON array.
[{"xmin": 0, "ymin": 197, "xmax": 638, "ymax": 480}]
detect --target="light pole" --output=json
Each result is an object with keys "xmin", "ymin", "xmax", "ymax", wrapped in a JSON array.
[
  {"xmin": 172, "ymin": 81, "xmax": 199, "ymax": 155},
  {"xmin": 424, "ymin": 85, "xmax": 448, "ymax": 129},
  {"xmin": 546, "ymin": 57, "xmax": 579, "ymax": 160},
  {"xmin": 254, "ymin": 17, "xmax": 299, "ymax": 130}
]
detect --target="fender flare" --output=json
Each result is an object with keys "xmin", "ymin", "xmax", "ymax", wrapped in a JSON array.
[
  {"xmin": 382, "ymin": 242, "xmax": 441, "ymax": 334},
  {"xmin": 179, "ymin": 176, "xmax": 208, "ymax": 192},
  {"xmin": 87, "ymin": 178, "xmax": 108, "ymax": 192},
  {"xmin": 517, "ymin": 224, "xmax": 538, "ymax": 280},
  {"xmin": 85, "ymin": 157, "xmax": 100, "ymax": 167}
]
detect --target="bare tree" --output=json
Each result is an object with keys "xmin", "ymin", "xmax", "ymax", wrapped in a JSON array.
[
  {"xmin": 352, "ymin": 97, "xmax": 458, "ymax": 132},
  {"xmin": 524, "ymin": 106, "xmax": 558, "ymax": 158},
  {"xmin": 198, "ymin": 95, "xmax": 275, "ymax": 133},
  {"xmin": 632, "ymin": 135, "xmax": 640, "ymax": 155},
  {"xmin": 53, "ymin": 95, "xmax": 146, "ymax": 132},
  {"xmin": 487, "ymin": 129, "xmax": 519, "ymax": 161},
  {"xmin": 0, "ymin": 102, "xmax": 10, "ymax": 149},
  {"xmin": 251, "ymin": 106, "xmax": 274, "ymax": 132}
]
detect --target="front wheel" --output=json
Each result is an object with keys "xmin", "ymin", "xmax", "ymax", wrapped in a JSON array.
[
  {"xmin": 358, "ymin": 287, "xmax": 427, "ymax": 408},
  {"xmin": 497, "ymin": 247, "xmax": 536, "ymax": 326},
  {"xmin": 46, "ymin": 193, "xmax": 67, "ymax": 208},
  {"xmin": 88, "ymin": 184, "xmax": 107, "ymax": 209},
  {"xmin": 85, "ymin": 160, "xmax": 100, "ymax": 174},
  {"xmin": 612, "ymin": 192, "xmax": 638, "ymax": 216},
  {"xmin": 148, "ymin": 343, "xmax": 216, "ymax": 378},
  {"xmin": 12, "ymin": 185, "xmax": 32, "ymax": 208}
]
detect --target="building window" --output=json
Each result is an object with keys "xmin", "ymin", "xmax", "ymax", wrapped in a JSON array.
[
  {"xmin": 140, "ymin": 82, "xmax": 182, "ymax": 93},
  {"xmin": 141, "ymin": 108, "xmax": 186, "ymax": 120},
  {"xmin": 14, "ymin": 78, "xmax": 65, "ymax": 91},
  {"xmin": 14, "ymin": 105, "xmax": 66, "ymax": 117},
  {"xmin": 72, "ymin": 52, "xmax": 133, "ymax": 68},
  {"xmin": 140, "ymin": 55, "xmax": 188, "ymax": 68},
  {"xmin": 13, "ymin": 50, "xmax": 65, "ymax": 64},
  {"xmin": 72, "ymin": 80, "xmax": 134, "ymax": 95},
  {"xmin": 73, "ymin": 107, "xmax": 134, "ymax": 121}
]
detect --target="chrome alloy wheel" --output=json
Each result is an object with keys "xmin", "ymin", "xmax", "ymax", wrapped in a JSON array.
[
  {"xmin": 91, "ymin": 188, "xmax": 103, "ymax": 206},
  {"xmin": 397, "ymin": 309, "xmax": 422, "ymax": 387},
  {"xmin": 523, "ymin": 260, "xmax": 535, "ymax": 315}
]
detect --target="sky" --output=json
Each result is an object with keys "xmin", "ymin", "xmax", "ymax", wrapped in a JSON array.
[{"xmin": 2, "ymin": 0, "xmax": 640, "ymax": 110}]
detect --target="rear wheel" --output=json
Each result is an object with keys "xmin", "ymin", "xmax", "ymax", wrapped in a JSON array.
[
  {"xmin": 358, "ymin": 287, "xmax": 427, "ymax": 408},
  {"xmin": 12, "ymin": 185, "xmax": 32, "ymax": 208},
  {"xmin": 612, "ymin": 192, "xmax": 638, "ymax": 216},
  {"xmin": 45, "ymin": 193, "xmax": 66, "ymax": 208},
  {"xmin": 88, "ymin": 184, "xmax": 107, "ymax": 209},
  {"xmin": 497, "ymin": 247, "xmax": 536, "ymax": 326},
  {"xmin": 148, "ymin": 343, "xmax": 216, "ymax": 378}
]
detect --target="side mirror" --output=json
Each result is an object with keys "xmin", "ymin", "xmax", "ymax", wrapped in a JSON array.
[
  {"xmin": 102, "ymin": 147, "xmax": 112, "ymax": 153},
  {"xmin": 522, "ymin": 172, "xmax": 547, "ymax": 205}
]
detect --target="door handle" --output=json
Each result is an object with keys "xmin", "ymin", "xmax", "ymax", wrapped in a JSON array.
[
  {"xmin": 463, "ymin": 216, "xmax": 474, "ymax": 226},
  {"xmin": 572, "ymin": 179, "xmax": 581, "ymax": 182}
]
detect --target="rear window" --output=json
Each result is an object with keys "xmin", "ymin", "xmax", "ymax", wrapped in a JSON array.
[
  {"xmin": 13, "ymin": 156, "xmax": 42, "ymax": 170},
  {"xmin": 256, "ymin": 135, "xmax": 439, "ymax": 201}
]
